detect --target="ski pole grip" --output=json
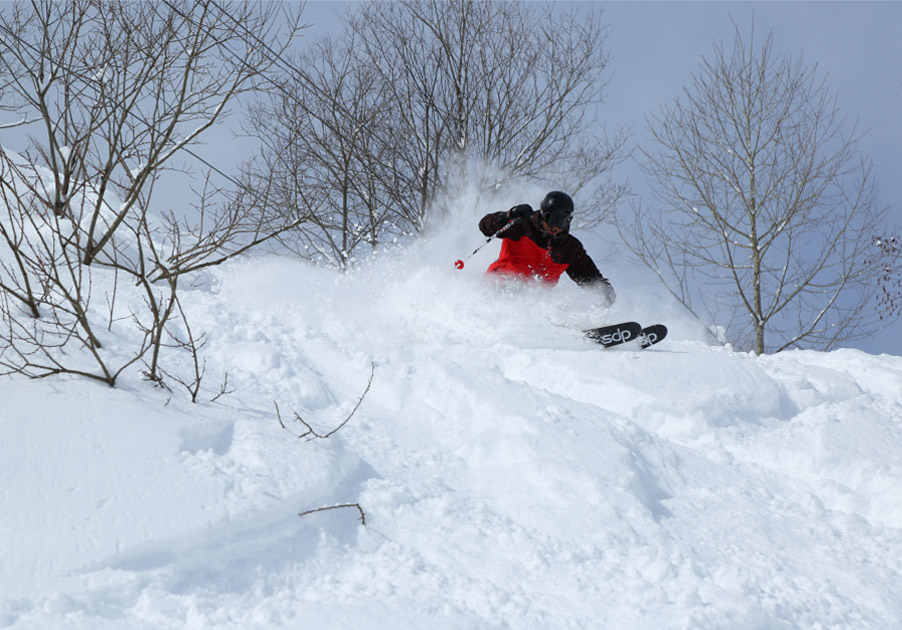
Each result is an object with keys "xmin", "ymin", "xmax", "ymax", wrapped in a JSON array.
[
  {"xmin": 454, "ymin": 216, "xmax": 517, "ymax": 270},
  {"xmin": 493, "ymin": 218, "xmax": 517, "ymax": 238}
]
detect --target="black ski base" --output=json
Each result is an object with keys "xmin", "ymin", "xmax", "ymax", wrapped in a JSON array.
[
  {"xmin": 638, "ymin": 324, "xmax": 667, "ymax": 349},
  {"xmin": 584, "ymin": 321, "xmax": 668, "ymax": 349}
]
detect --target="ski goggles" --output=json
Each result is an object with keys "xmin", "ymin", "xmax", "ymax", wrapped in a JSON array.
[{"xmin": 541, "ymin": 209, "xmax": 571, "ymax": 233}]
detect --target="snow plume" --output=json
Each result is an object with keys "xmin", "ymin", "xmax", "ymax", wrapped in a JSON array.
[
  {"xmin": 419, "ymin": 157, "xmax": 544, "ymax": 249},
  {"xmin": 2, "ymin": 187, "xmax": 902, "ymax": 628}
]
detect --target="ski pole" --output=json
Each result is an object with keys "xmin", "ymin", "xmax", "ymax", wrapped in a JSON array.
[{"xmin": 454, "ymin": 218, "xmax": 517, "ymax": 270}]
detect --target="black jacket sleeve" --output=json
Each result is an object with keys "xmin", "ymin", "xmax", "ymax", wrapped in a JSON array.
[
  {"xmin": 561, "ymin": 239, "xmax": 601, "ymax": 285},
  {"xmin": 562, "ymin": 239, "xmax": 616, "ymax": 307},
  {"xmin": 478, "ymin": 211, "xmax": 508, "ymax": 236},
  {"xmin": 478, "ymin": 212, "xmax": 524, "ymax": 239}
]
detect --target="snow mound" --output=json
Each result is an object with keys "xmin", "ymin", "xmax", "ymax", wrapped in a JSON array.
[{"xmin": 2, "ymin": 234, "xmax": 902, "ymax": 629}]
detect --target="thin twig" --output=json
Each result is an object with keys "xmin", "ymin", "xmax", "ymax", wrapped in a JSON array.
[
  {"xmin": 210, "ymin": 372, "xmax": 235, "ymax": 402},
  {"xmin": 275, "ymin": 361, "xmax": 375, "ymax": 440},
  {"xmin": 299, "ymin": 503, "xmax": 366, "ymax": 526}
]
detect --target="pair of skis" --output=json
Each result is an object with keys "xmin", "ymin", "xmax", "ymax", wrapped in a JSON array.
[{"xmin": 584, "ymin": 321, "xmax": 667, "ymax": 350}]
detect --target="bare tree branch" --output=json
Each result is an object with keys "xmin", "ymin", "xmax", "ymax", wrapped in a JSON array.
[
  {"xmin": 299, "ymin": 503, "xmax": 366, "ymax": 527},
  {"xmin": 873, "ymin": 235, "xmax": 901, "ymax": 320},
  {"xmin": 275, "ymin": 361, "xmax": 375, "ymax": 440}
]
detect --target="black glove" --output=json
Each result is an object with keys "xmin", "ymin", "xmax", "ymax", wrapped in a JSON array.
[{"xmin": 507, "ymin": 204, "xmax": 533, "ymax": 220}]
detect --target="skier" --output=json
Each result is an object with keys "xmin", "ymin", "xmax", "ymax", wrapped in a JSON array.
[{"xmin": 478, "ymin": 191, "xmax": 616, "ymax": 307}]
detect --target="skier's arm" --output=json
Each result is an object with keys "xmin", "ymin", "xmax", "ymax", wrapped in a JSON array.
[
  {"xmin": 567, "ymin": 248, "xmax": 616, "ymax": 307},
  {"xmin": 478, "ymin": 212, "xmax": 509, "ymax": 236},
  {"xmin": 478, "ymin": 204, "xmax": 533, "ymax": 237}
]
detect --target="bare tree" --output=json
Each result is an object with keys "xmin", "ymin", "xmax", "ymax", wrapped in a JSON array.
[
  {"xmin": 616, "ymin": 23, "xmax": 888, "ymax": 354},
  {"xmin": 245, "ymin": 0, "xmax": 627, "ymax": 267},
  {"xmin": 349, "ymin": 0, "xmax": 628, "ymax": 229},
  {"xmin": 243, "ymin": 31, "xmax": 395, "ymax": 268},
  {"xmin": 0, "ymin": 0, "xmax": 304, "ymax": 388}
]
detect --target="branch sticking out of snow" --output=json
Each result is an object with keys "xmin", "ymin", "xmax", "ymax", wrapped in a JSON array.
[
  {"xmin": 275, "ymin": 361, "xmax": 375, "ymax": 440},
  {"xmin": 298, "ymin": 503, "xmax": 367, "ymax": 527}
]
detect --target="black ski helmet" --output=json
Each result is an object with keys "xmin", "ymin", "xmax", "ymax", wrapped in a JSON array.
[{"xmin": 539, "ymin": 191, "xmax": 574, "ymax": 232}]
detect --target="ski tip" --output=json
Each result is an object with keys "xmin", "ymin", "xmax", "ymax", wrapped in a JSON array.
[{"xmin": 639, "ymin": 324, "xmax": 668, "ymax": 349}]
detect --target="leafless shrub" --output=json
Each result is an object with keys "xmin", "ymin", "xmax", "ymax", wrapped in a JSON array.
[{"xmin": 0, "ymin": 0, "xmax": 304, "ymax": 390}]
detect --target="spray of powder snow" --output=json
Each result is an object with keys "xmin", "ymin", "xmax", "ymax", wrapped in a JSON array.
[
  {"xmin": 350, "ymin": 178, "xmax": 614, "ymax": 341},
  {"xmin": 213, "ymin": 167, "xmax": 713, "ymax": 357},
  {"xmin": 332, "ymin": 172, "xmax": 715, "ymax": 348}
]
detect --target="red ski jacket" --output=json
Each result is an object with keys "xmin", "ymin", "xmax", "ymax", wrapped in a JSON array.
[{"xmin": 478, "ymin": 211, "xmax": 609, "ymax": 289}]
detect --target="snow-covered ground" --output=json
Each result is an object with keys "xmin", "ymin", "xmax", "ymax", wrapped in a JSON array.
[{"xmin": 2, "ymin": 207, "xmax": 902, "ymax": 629}]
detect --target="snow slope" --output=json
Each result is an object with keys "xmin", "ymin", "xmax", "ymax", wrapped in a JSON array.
[{"xmin": 2, "ymin": 215, "xmax": 902, "ymax": 629}]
